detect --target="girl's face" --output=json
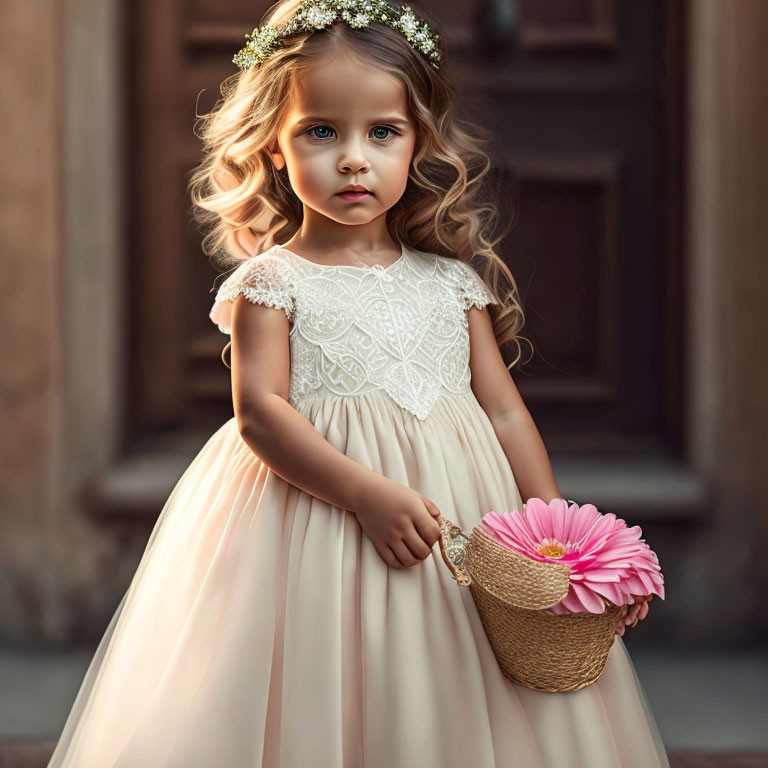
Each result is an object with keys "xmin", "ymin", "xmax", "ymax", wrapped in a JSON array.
[{"xmin": 269, "ymin": 50, "xmax": 417, "ymax": 227}]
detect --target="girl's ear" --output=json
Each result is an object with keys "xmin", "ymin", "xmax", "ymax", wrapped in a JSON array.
[{"xmin": 267, "ymin": 142, "xmax": 286, "ymax": 171}]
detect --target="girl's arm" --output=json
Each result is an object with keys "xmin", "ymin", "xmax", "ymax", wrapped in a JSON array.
[
  {"xmin": 229, "ymin": 294, "xmax": 392, "ymax": 513},
  {"xmin": 466, "ymin": 305, "xmax": 564, "ymax": 503}
]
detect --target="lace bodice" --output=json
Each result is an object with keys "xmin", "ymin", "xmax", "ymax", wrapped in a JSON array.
[{"xmin": 209, "ymin": 243, "xmax": 497, "ymax": 421}]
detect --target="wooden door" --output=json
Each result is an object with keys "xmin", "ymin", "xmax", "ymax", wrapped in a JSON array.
[{"xmin": 125, "ymin": 0, "xmax": 685, "ymax": 459}]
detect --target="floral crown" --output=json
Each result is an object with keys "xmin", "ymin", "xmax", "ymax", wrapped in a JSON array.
[{"xmin": 233, "ymin": 0, "xmax": 442, "ymax": 71}]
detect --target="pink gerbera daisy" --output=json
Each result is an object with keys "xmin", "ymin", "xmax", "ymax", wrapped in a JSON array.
[{"xmin": 482, "ymin": 497, "xmax": 665, "ymax": 615}]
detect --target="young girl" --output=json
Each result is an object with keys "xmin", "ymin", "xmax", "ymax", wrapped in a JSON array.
[{"xmin": 48, "ymin": 1, "xmax": 668, "ymax": 766}]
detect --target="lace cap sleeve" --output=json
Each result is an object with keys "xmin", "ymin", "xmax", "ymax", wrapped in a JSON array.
[
  {"xmin": 454, "ymin": 259, "xmax": 497, "ymax": 311},
  {"xmin": 209, "ymin": 254, "xmax": 296, "ymax": 334}
]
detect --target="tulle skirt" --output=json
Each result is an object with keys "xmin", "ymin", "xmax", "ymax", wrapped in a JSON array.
[{"xmin": 48, "ymin": 389, "xmax": 670, "ymax": 767}]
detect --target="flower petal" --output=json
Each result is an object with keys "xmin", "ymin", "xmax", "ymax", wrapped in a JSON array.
[
  {"xmin": 572, "ymin": 581, "xmax": 607, "ymax": 614},
  {"xmin": 523, "ymin": 497, "xmax": 552, "ymax": 541}
]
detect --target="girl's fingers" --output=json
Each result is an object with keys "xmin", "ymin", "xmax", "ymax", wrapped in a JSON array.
[
  {"xmin": 616, "ymin": 595, "xmax": 653, "ymax": 634},
  {"xmin": 379, "ymin": 543, "xmax": 403, "ymax": 569},
  {"xmin": 419, "ymin": 495, "xmax": 441, "ymax": 519},
  {"xmin": 401, "ymin": 528, "xmax": 433, "ymax": 561},
  {"xmin": 389, "ymin": 539, "xmax": 420, "ymax": 568},
  {"xmin": 413, "ymin": 513, "xmax": 441, "ymax": 549},
  {"xmin": 624, "ymin": 595, "xmax": 645, "ymax": 626}
]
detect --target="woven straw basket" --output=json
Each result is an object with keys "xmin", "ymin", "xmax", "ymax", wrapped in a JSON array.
[{"xmin": 437, "ymin": 516, "xmax": 628, "ymax": 693}]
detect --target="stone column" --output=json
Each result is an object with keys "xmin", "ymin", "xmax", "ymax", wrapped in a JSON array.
[
  {"xmin": 686, "ymin": 0, "xmax": 768, "ymax": 643},
  {"xmin": 0, "ymin": 0, "xmax": 125, "ymax": 646}
]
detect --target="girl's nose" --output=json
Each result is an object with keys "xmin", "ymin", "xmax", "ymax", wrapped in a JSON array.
[
  {"xmin": 338, "ymin": 157, "xmax": 370, "ymax": 174},
  {"xmin": 338, "ymin": 137, "xmax": 370, "ymax": 174}
]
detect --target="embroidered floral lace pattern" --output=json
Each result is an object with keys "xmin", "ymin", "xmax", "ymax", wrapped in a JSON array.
[
  {"xmin": 210, "ymin": 245, "xmax": 497, "ymax": 420},
  {"xmin": 210, "ymin": 254, "xmax": 297, "ymax": 327}
]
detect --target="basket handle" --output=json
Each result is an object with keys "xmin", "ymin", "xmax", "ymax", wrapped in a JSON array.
[{"xmin": 437, "ymin": 515, "xmax": 472, "ymax": 586}]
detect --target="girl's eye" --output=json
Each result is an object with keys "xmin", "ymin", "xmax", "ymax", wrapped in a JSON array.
[
  {"xmin": 371, "ymin": 126, "xmax": 397, "ymax": 141},
  {"xmin": 307, "ymin": 125, "xmax": 335, "ymax": 141},
  {"xmin": 305, "ymin": 125, "xmax": 399, "ymax": 142}
]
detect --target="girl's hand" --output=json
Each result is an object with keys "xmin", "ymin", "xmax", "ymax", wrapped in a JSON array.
[
  {"xmin": 352, "ymin": 478, "xmax": 442, "ymax": 570},
  {"xmin": 615, "ymin": 594, "xmax": 652, "ymax": 637}
]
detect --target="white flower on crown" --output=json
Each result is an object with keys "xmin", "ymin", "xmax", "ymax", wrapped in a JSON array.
[
  {"xmin": 398, "ymin": 9, "xmax": 418, "ymax": 36},
  {"xmin": 306, "ymin": 5, "xmax": 338, "ymax": 28}
]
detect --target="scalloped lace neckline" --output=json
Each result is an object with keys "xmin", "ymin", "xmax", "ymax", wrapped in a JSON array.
[{"xmin": 275, "ymin": 242, "xmax": 407, "ymax": 273}]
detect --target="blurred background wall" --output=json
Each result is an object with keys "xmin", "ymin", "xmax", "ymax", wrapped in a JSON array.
[{"xmin": 1, "ymin": 0, "xmax": 766, "ymax": 658}]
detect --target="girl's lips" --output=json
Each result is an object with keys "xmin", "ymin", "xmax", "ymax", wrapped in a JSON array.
[{"xmin": 336, "ymin": 191, "xmax": 372, "ymax": 201}]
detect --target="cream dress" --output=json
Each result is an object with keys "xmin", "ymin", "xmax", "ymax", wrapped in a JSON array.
[{"xmin": 48, "ymin": 242, "xmax": 670, "ymax": 768}]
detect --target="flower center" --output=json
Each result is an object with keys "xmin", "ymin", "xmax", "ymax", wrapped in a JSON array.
[{"xmin": 536, "ymin": 537, "xmax": 566, "ymax": 559}]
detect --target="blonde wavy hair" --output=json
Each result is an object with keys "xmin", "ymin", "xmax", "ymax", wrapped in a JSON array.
[{"xmin": 187, "ymin": 0, "xmax": 532, "ymax": 369}]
